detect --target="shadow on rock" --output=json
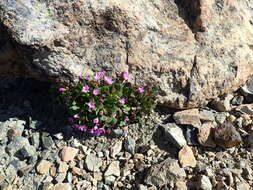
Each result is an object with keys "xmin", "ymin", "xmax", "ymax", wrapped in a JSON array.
[
  {"xmin": 0, "ymin": 77, "xmax": 93, "ymax": 141},
  {"xmin": 152, "ymin": 125, "xmax": 178, "ymax": 158}
]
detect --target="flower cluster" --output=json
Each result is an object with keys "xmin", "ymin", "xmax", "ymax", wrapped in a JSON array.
[{"xmin": 59, "ymin": 71, "xmax": 157, "ymax": 135}]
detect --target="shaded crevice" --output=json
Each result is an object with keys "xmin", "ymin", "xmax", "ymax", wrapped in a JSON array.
[{"xmin": 174, "ymin": 0, "xmax": 204, "ymax": 33}]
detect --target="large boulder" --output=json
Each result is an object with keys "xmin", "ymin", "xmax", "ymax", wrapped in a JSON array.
[{"xmin": 1, "ymin": 0, "xmax": 253, "ymax": 109}]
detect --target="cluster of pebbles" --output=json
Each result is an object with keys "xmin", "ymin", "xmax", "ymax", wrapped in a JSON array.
[{"xmin": 0, "ymin": 77, "xmax": 253, "ymax": 190}]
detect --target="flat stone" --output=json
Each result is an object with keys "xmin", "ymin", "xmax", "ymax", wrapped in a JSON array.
[
  {"xmin": 104, "ymin": 161, "xmax": 120, "ymax": 177},
  {"xmin": 197, "ymin": 175, "xmax": 212, "ymax": 190},
  {"xmin": 71, "ymin": 167, "xmax": 86, "ymax": 176},
  {"xmin": 161, "ymin": 123, "xmax": 187, "ymax": 149},
  {"xmin": 199, "ymin": 109, "xmax": 216, "ymax": 122},
  {"xmin": 175, "ymin": 181, "xmax": 187, "ymax": 190},
  {"xmin": 110, "ymin": 141, "xmax": 122, "ymax": 158},
  {"xmin": 55, "ymin": 172, "xmax": 66, "ymax": 183},
  {"xmin": 124, "ymin": 136, "xmax": 136, "ymax": 154},
  {"xmin": 145, "ymin": 158, "xmax": 186, "ymax": 187},
  {"xmin": 84, "ymin": 154, "xmax": 102, "ymax": 172},
  {"xmin": 30, "ymin": 132, "xmax": 40, "ymax": 149},
  {"xmin": 58, "ymin": 161, "xmax": 69, "ymax": 173},
  {"xmin": 173, "ymin": 109, "xmax": 201, "ymax": 128},
  {"xmin": 41, "ymin": 132, "xmax": 54, "ymax": 149},
  {"xmin": 52, "ymin": 183, "xmax": 72, "ymax": 190},
  {"xmin": 214, "ymin": 123, "xmax": 242, "ymax": 148},
  {"xmin": 178, "ymin": 145, "xmax": 196, "ymax": 168},
  {"xmin": 60, "ymin": 146, "xmax": 79, "ymax": 162},
  {"xmin": 36, "ymin": 160, "xmax": 52, "ymax": 175},
  {"xmin": 197, "ymin": 123, "xmax": 216, "ymax": 148}
]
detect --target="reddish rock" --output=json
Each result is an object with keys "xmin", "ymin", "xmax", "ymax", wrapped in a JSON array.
[
  {"xmin": 178, "ymin": 145, "xmax": 196, "ymax": 168},
  {"xmin": 60, "ymin": 146, "xmax": 79, "ymax": 162}
]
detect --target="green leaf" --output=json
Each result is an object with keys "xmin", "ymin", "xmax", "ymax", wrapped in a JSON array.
[
  {"xmin": 100, "ymin": 116, "xmax": 108, "ymax": 121},
  {"xmin": 71, "ymin": 105, "xmax": 79, "ymax": 110}
]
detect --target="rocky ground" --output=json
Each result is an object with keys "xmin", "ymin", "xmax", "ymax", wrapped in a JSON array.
[{"xmin": 0, "ymin": 77, "xmax": 253, "ymax": 190}]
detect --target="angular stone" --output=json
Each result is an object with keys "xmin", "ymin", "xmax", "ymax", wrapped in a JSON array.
[
  {"xmin": 241, "ymin": 77, "xmax": 253, "ymax": 103},
  {"xmin": 71, "ymin": 167, "xmax": 86, "ymax": 176},
  {"xmin": 197, "ymin": 175, "xmax": 212, "ymax": 190},
  {"xmin": 214, "ymin": 123, "xmax": 242, "ymax": 148},
  {"xmin": 104, "ymin": 175, "xmax": 116, "ymax": 185},
  {"xmin": 52, "ymin": 183, "xmax": 72, "ymax": 190},
  {"xmin": 6, "ymin": 136, "xmax": 30, "ymax": 156},
  {"xmin": 145, "ymin": 158, "xmax": 186, "ymax": 187},
  {"xmin": 58, "ymin": 162, "xmax": 69, "ymax": 173},
  {"xmin": 197, "ymin": 123, "xmax": 216, "ymax": 148},
  {"xmin": 161, "ymin": 123, "xmax": 187, "ymax": 149},
  {"xmin": 173, "ymin": 109, "xmax": 201, "ymax": 128},
  {"xmin": 236, "ymin": 181, "xmax": 250, "ymax": 190},
  {"xmin": 19, "ymin": 145, "xmax": 36, "ymax": 159},
  {"xmin": 104, "ymin": 161, "xmax": 120, "ymax": 177},
  {"xmin": 55, "ymin": 172, "xmax": 66, "ymax": 183},
  {"xmin": 110, "ymin": 141, "xmax": 122, "ymax": 158},
  {"xmin": 36, "ymin": 160, "xmax": 52, "ymax": 175},
  {"xmin": 124, "ymin": 136, "xmax": 136, "ymax": 154},
  {"xmin": 5, "ymin": 164, "xmax": 16, "ymax": 183},
  {"xmin": 41, "ymin": 132, "xmax": 54, "ymax": 149},
  {"xmin": 84, "ymin": 154, "xmax": 102, "ymax": 172},
  {"xmin": 178, "ymin": 145, "xmax": 196, "ymax": 168},
  {"xmin": 60, "ymin": 146, "xmax": 79, "ymax": 162}
]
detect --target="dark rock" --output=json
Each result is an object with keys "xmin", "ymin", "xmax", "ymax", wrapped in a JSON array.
[
  {"xmin": 214, "ymin": 123, "xmax": 242, "ymax": 148},
  {"xmin": 231, "ymin": 96, "xmax": 244, "ymax": 106},
  {"xmin": 184, "ymin": 126, "xmax": 198, "ymax": 146}
]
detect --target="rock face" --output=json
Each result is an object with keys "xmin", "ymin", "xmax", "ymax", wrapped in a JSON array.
[{"xmin": 1, "ymin": 0, "xmax": 253, "ymax": 108}]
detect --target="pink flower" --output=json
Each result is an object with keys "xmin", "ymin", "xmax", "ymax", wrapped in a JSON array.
[
  {"xmin": 124, "ymin": 116, "xmax": 129, "ymax": 121},
  {"xmin": 59, "ymin": 88, "xmax": 66, "ymax": 92},
  {"xmin": 102, "ymin": 94, "xmax": 107, "ymax": 97},
  {"xmin": 79, "ymin": 74, "xmax": 83, "ymax": 79},
  {"xmin": 82, "ymin": 85, "xmax": 90, "ymax": 92},
  {"xmin": 94, "ymin": 72, "xmax": 105, "ymax": 80},
  {"xmin": 119, "ymin": 98, "xmax": 126, "ymax": 104},
  {"xmin": 93, "ymin": 89, "xmax": 100, "ymax": 95},
  {"xmin": 138, "ymin": 86, "xmax": 145, "ymax": 93},
  {"xmin": 86, "ymin": 101, "xmax": 96, "ymax": 109},
  {"xmin": 104, "ymin": 76, "xmax": 113, "ymax": 84},
  {"xmin": 99, "ymin": 111, "xmax": 104, "ymax": 115},
  {"xmin": 73, "ymin": 124, "xmax": 87, "ymax": 132},
  {"xmin": 122, "ymin": 71, "xmax": 129, "ymax": 80},
  {"xmin": 85, "ymin": 76, "xmax": 91, "ymax": 81},
  {"xmin": 93, "ymin": 117, "xmax": 99, "ymax": 124}
]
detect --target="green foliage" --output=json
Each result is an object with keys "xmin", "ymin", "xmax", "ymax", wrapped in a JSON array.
[{"xmin": 58, "ymin": 72, "xmax": 157, "ymax": 135}]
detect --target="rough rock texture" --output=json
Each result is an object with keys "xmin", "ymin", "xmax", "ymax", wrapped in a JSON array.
[{"xmin": 1, "ymin": 0, "xmax": 253, "ymax": 108}]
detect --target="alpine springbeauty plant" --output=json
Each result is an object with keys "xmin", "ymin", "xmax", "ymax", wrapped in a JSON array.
[{"xmin": 59, "ymin": 72, "xmax": 157, "ymax": 135}]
